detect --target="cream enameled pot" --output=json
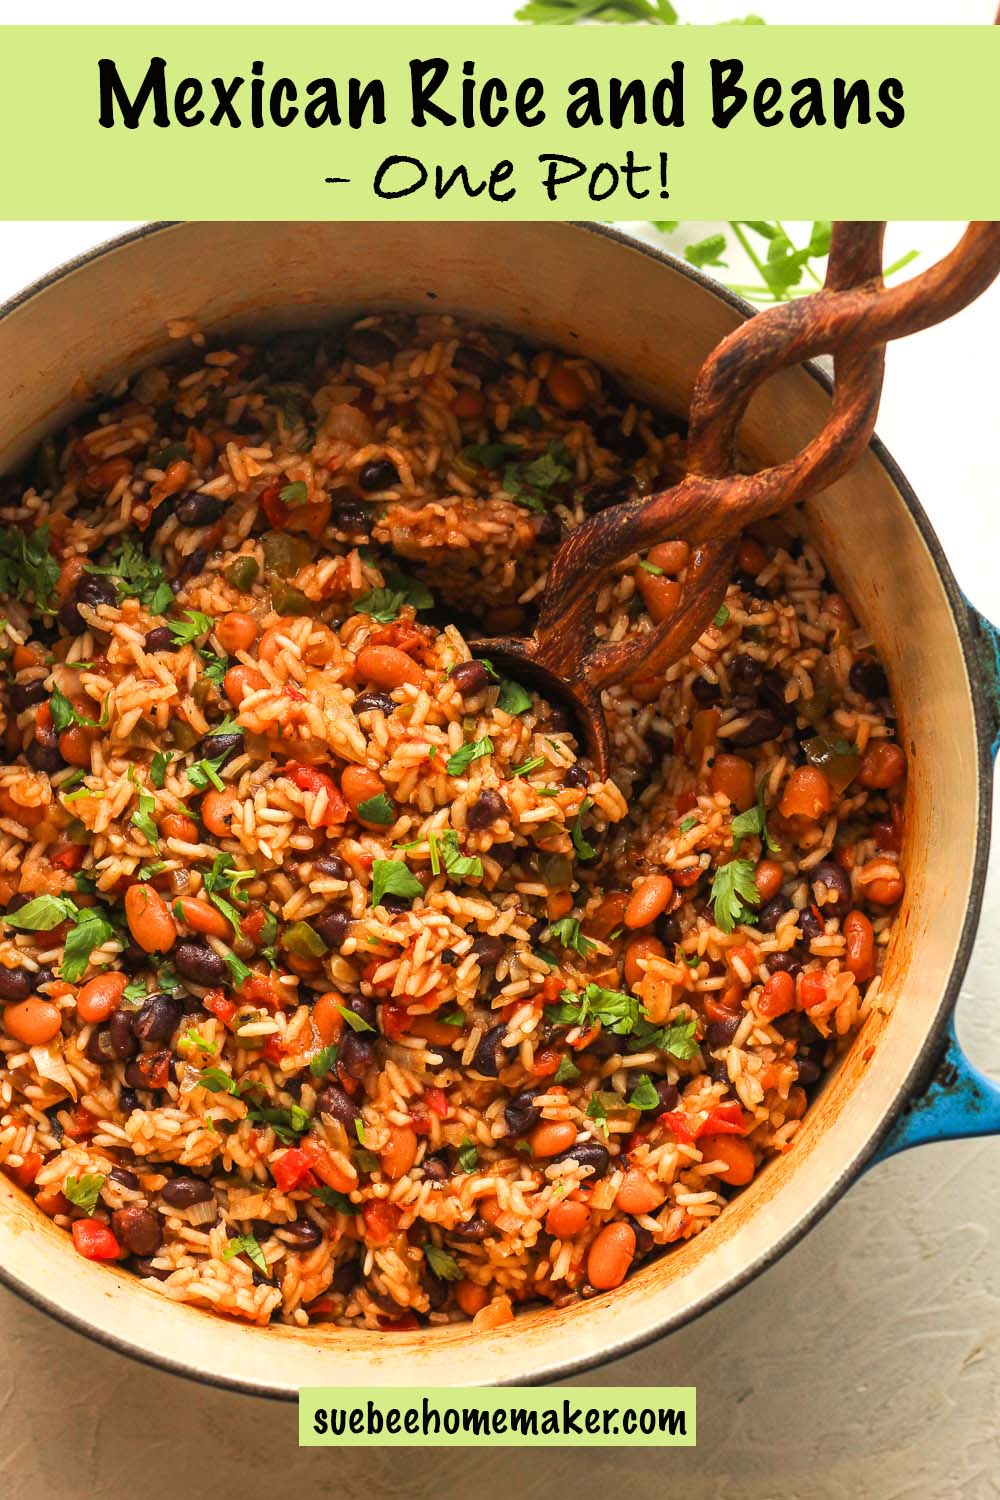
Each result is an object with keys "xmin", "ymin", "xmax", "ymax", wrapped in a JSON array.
[{"xmin": 0, "ymin": 221, "xmax": 998, "ymax": 1398}]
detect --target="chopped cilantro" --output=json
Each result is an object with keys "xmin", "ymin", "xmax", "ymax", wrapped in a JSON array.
[
  {"xmin": 222, "ymin": 1234, "xmax": 267, "ymax": 1273},
  {"xmin": 311, "ymin": 1185, "xmax": 358, "ymax": 1214},
  {"xmin": 354, "ymin": 569, "xmax": 434, "ymax": 624},
  {"xmin": 446, "ymin": 736, "xmax": 493, "ymax": 776},
  {"xmin": 571, "ymin": 797, "xmax": 597, "ymax": 861},
  {"xmin": 150, "ymin": 751, "xmax": 171, "ymax": 789},
  {"xmin": 337, "ymin": 1004, "xmax": 376, "ymax": 1035},
  {"xmin": 197, "ymin": 1067, "xmax": 243, "ymax": 1095},
  {"xmin": 86, "ymin": 537, "xmax": 174, "ymax": 615},
  {"xmin": 502, "ymin": 441, "xmax": 572, "ymax": 512},
  {"xmin": 357, "ymin": 792, "xmax": 395, "ymax": 825},
  {"xmin": 554, "ymin": 1054, "xmax": 580, "ymax": 1084},
  {"xmin": 626, "ymin": 1074, "xmax": 660, "ymax": 1110},
  {"xmin": 459, "ymin": 442, "xmax": 519, "ymax": 471},
  {"xmin": 547, "ymin": 981, "xmax": 641, "ymax": 1036},
  {"xmin": 456, "ymin": 1140, "xmax": 478, "ymax": 1173},
  {"xmin": 512, "ymin": 755, "xmax": 545, "ymax": 777},
  {"xmin": 63, "ymin": 1173, "xmax": 105, "ymax": 1215},
  {"xmin": 370, "ymin": 859, "xmax": 423, "ymax": 908},
  {"xmin": 713, "ymin": 604, "xmax": 731, "ymax": 628},
  {"xmin": 130, "ymin": 783, "xmax": 160, "ymax": 851},
  {"xmin": 731, "ymin": 779, "xmax": 781, "ymax": 855},
  {"xmin": 679, "ymin": 816, "xmax": 698, "ymax": 834},
  {"xmin": 547, "ymin": 917, "xmax": 595, "ymax": 959},
  {"xmin": 0, "ymin": 525, "xmax": 59, "ymax": 617},
  {"xmin": 169, "ymin": 610, "xmax": 214, "ymax": 647},
  {"xmin": 710, "ymin": 858, "xmax": 761, "ymax": 933},
  {"xmin": 425, "ymin": 1244, "xmax": 462, "ymax": 1280},
  {"xmin": 278, "ymin": 481, "xmax": 309, "ymax": 507},
  {"xmin": 309, "ymin": 1043, "xmax": 339, "ymax": 1077},
  {"xmin": 496, "ymin": 679, "xmax": 533, "ymax": 715}
]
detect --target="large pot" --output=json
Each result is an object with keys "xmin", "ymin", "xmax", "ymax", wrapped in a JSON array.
[{"xmin": 0, "ymin": 221, "xmax": 998, "ymax": 1398}]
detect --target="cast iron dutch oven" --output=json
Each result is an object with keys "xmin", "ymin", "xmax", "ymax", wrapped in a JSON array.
[{"xmin": 0, "ymin": 221, "xmax": 997, "ymax": 1397}]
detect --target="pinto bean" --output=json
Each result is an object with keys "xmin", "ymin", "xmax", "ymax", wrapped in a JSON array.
[
  {"xmin": 4, "ymin": 997, "xmax": 61, "ymax": 1045},
  {"xmin": 124, "ymin": 885, "xmax": 176, "ymax": 954},
  {"xmin": 201, "ymin": 788, "xmax": 239, "ymax": 838},
  {"xmin": 76, "ymin": 971, "xmax": 127, "ymax": 1025},
  {"xmin": 216, "ymin": 612, "xmax": 258, "ymax": 654},
  {"xmin": 857, "ymin": 741, "xmax": 906, "ymax": 790},
  {"xmin": 624, "ymin": 875, "xmax": 675, "ymax": 930},
  {"xmin": 223, "ymin": 665, "xmax": 266, "ymax": 707},
  {"xmin": 624, "ymin": 935, "xmax": 665, "ymax": 989},
  {"xmin": 635, "ymin": 570, "xmax": 681, "ymax": 624},
  {"xmin": 780, "ymin": 766, "xmax": 832, "ymax": 822},
  {"xmin": 709, "ymin": 754, "xmax": 755, "ymax": 812},
  {"xmin": 355, "ymin": 645, "xmax": 423, "ymax": 691},
  {"xmin": 587, "ymin": 1222, "xmax": 636, "ymax": 1291},
  {"xmin": 615, "ymin": 1168, "xmax": 666, "ymax": 1216},
  {"xmin": 843, "ymin": 910, "xmax": 876, "ymax": 981},
  {"xmin": 172, "ymin": 896, "xmax": 232, "ymax": 940},
  {"xmin": 530, "ymin": 1120, "xmax": 577, "ymax": 1157},
  {"xmin": 340, "ymin": 765, "xmax": 387, "ymax": 817},
  {"xmin": 545, "ymin": 363, "xmax": 588, "ymax": 411},
  {"xmin": 754, "ymin": 860, "xmax": 784, "ymax": 901},
  {"xmin": 380, "ymin": 1125, "xmax": 418, "ymax": 1180},
  {"xmin": 701, "ymin": 1134, "xmax": 755, "ymax": 1186},
  {"xmin": 545, "ymin": 1199, "xmax": 591, "ymax": 1238}
]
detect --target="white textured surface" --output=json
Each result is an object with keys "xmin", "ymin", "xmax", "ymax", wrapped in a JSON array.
[{"xmin": 2, "ymin": 44, "xmax": 1000, "ymax": 1496}]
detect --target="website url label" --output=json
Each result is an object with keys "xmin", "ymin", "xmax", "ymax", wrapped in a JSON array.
[{"xmin": 299, "ymin": 1387, "xmax": 696, "ymax": 1447}]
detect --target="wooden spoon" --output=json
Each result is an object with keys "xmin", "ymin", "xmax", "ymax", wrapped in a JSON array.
[{"xmin": 471, "ymin": 220, "xmax": 1000, "ymax": 777}]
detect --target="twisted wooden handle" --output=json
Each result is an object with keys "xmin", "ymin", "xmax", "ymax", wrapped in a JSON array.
[{"xmin": 532, "ymin": 221, "xmax": 1000, "ymax": 691}]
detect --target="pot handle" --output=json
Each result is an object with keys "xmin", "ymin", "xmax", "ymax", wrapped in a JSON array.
[
  {"xmin": 966, "ymin": 597, "xmax": 1000, "ymax": 753},
  {"xmin": 873, "ymin": 1015, "xmax": 1000, "ymax": 1161}
]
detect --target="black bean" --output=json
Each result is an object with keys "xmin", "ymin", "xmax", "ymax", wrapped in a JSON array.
[
  {"xmin": 27, "ymin": 742, "xmax": 63, "ymax": 773},
  {"xmin": 199, "ymin": 731, "xmax": 243, "ymax": 763},
  {"xmin": 849, "ymin": 657, "xmax": 888, "ymax": 701},
  {"xmin": 132, "ymin": 993, "xmax": 180, "ymax": 1044},
  {"xmin": 10, "ymin": 679, "xmax": 48, "ymax": 713},
  {"xmin": 176, "ymin": 547, "xmax": 208, "ymax": 584},
  {"xmin": 109, "ymin": 1009, "xmax": 139, "ymax": 1060},
  {"xmin": 76, "ymin": 573, "xmax": 118, "ymax": 611},
  {"xmin": 175, "ymin": 492, "xmax": 225, "ymax": 527},
  {"xmin": 346, "ymin": 327, "xmax": 397, "ymax": 366},
  {"xmin": 358, "ymin": 459, "xmax": 400, "ymax": 493},
  {"xmin": 277, "ymin": 1217, "xmax": 323, "ymax": 1251},
  {"xmin": 381, "ymin": 894, "xmax": 411, "ymax": 914},
  {"xmin": 730, "ymin": 653, "xmax": 763, "ymax": 692},
  {"xmin": 161, "ymin": 1175, "xmax": 214, "ymax": 1207},
  {"xmin": 447, "ymin": 661, "xmax": 489, "ymax": 699},
  {"xmin": 810, "ymin": 861, "xmax": 852, "ymax": 919},
  {"xmin": 425, "ymin": 1045, "xmax": 463, "ymax": 1072},
  {"xmin": 421, "ymin": 1152, "xmax": 452, "ymax": 1182},
  {"xmin": 33, "ymin": 966, "xmax": 55, "ymax": 991},
  {"xmin": 470, "ymin": 934, "xmax": 505, "ymax": 973},
  {"xmin": 466, "ymin": 789, "xmax": 506, "ymax": 831},
  {"xmin": 264, "ymin": 331, "xmax": 321, "ymax": 378},
  {"xmin": 591, "ymin": 417, "xmax": 647, "ymax": 463},
  {"xmin": 766, "ymin": 949, "xmax": 802, "ymax": 977},
  {"xmin": 332, "ymin": 1258, "xmax": 360, "ymax": 1295},
  {"xmin": 555, "ymin": 1141, "xmax": 611, "ymax": 1178},
  {"xmin": 338, "ymin": 1030, "xmax": 375, "ymax": 1081},
  {"xmin": 85, "ymin": 1026, "xmax": 115, "ymax": 1064},
  {"xmin": 112, "ymin": 1205, "xmax": 162, "ymax": 1256},
  {"xmin": 532, "ymin": 511, "xmax": 562, "ymax": 544},
  {"xmin": 109, "ymin": 1166, "xmax": 140, "ymax": 1190},
  {"xmin": 489, "ymin": 842, "xmax": 517, "ymax": 869},
  {"xmin": 448, "ymin": 1216, "xmax": 490, "ymax": 1243},
  {"xmin": 421, "ymin": 1265, "xmax": 450, "ymax": 1310},
  {"xmin": 331, "ymin": 499, "xmax": 373, "ymax": 536},
  {"xmin": 453, "ymin": 345, "xmax": 503, "ymax": 383},
  {"xmin": 798, "ymin": 906, "xmax": 824, "ymax": 941},
  {"xmin": 353, "ymin": 691, "xmax": 394, "ymax": 718},
  {"xmin": 315, "ymin": 1081, "xmax": 361, "ymax": 1130},
  {"xmin": 629, "ymin": 1218, "xmax": 656, "ymax": 1259},
  {"xmin": 653, "ymin": 1079, "xmax": 679, "ymax": 1114},
  {"xmin": 439, "ymin": 948, "xmax": 457, "ymax": 966},
  {"xmin": 471, "ymin": 1023, "xmax": 507, "ymax": 1078},
  {"xmin": 311, "ymin": 908, "xmax": 350, "ymax": 950},
  {"xmin": 118, "ymin": 940, "xmax": 147, "ymax": 975},
  {"xmin": 580, "ymin": 475, "xmax": 639, "ymax": 515},
  {"xmin": 504, "ymin": 1089, "xmax": 541, "ymax": 1136},
  {"xmin": 796, "ymin": 1057, "xmax": 822, "ymax": 1086},
  {"xmin": 654, "ymin": 911, "xmax": 683, "ymax": 948},
  {"xmin": 58, "ymin": 597, "xmax": 84, "ymax": 633},
  {"xmin": 133, "ymin": 1256, "xmax": 172, "ymax": 1281},
  {"xmin": 760, "ymin": 670, "xmax": 795, "ymax": 722},
  {"xmin": 726, "ymin": 710, "xmax": 783, "ymax": 748},
  {"xmin": 118, "ymin": 1088, "xmax": 140, "ymax": 1117},
  {"xmin": 143, "ymin": 626, "xmax": 177, "ymax": 653},
  {"xmin": 706, "ymin": 1016, "xmax": 742, "ymax": 1051},
  {"xmin": 342, "ymin": 992, "xmax": 376, "ymax": 1030},
  {"xmin": 0, "ymin": 965, "xmax": 33, "ymax": 1002},
  {"xmin": 173, "ymin": 940, "xmax": 226, "ymax": 987},
  {"xmin": 691, "ymin": 676, "xmax": 721, "ymax": 707},
  {"xmin": 757, "ymin": 897, "xmax": 788, "ymax": 934}
]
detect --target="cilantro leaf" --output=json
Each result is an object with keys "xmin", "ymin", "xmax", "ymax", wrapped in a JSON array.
[
  {"xmin": 425, "ymin": 1244, "xmax": 462, "ymax": 1280},
  {"xmin": 731, "ymin": 779, "xmax": 781, "ymax": 855},
  {"xmin": 169, "ymin": 610, "xmax": 214, "ymax": 647},
  {"xmin": 337, "ymin": 1004, "xmax": 375, "ymax": 1035},
  {"xmin": 496, "ymin": 679, "xmax": 533, "ymax": 716},
  {"xmin": 357, "ymin": 792, "xmax": 395, "ymax": 825},
  {"xmin": 502, "ymin": 441, "xmax": 572, "ymax": 513},
  {"xmin": 86, "ymin": 537, "xmax": 173, "ymax": 615},
  {"xmin": 456, "ymin": 1140, "xmax": 478, "ymax": 1173},
  {"xmin": 279, "ymin": 481, "xmax": 309, "ymax": 507},
  {"xmin": 197, "ymin": 1067, "xmax": 243, "ymax": 1095},
  {"xmin": 459, "ymin": 442, "xmax": 519, "ymax": 471},
  {"xmin": 222, "ymin": 1234, "xmax": 267, "ymax": 1273},
  {"xmin": 547, "ymin": 917, "xmax": 595, "ymax": 959},
  {"xmin": 571, "ymin": 797, "xmax": 597, "ymax": 861},
  {"xmin": 130, "ymin": 784, "xmax": 160, "ymax": 851},
  {"xmin": 4, "ymin": 894, "xmax": 77, "ymax": 931},
  {"xmin": 311, "ymin": 1184, "xmax": 358, "ymax": 1214},
  {"xmin": 150, "ymin": 751, "xmax": 171, "ymax": 790},
  {"xmin": 61, "ymin": 908, "xmax": 117, "ymax": 982},
  {"xmin": 710, "ymin": 858, "xmax": 761, "ymax": 934},
  {"xmin": 548, "ymin": 981, "xmax": 641, "ymax": 1036},
  {"xmin": 437, "ymin": 830, "xmax": 483, "ymax": 882},
  {"xmin": 554, "ymin": 1054, "xmax": 580, "ymax": 1084},
  {"xmin": 64, "ymin": 1173, "xmax": 105, "ymax": 1215},
  {"xmin": 445, "ymin": 736, "xmax": 493, "ymax": 776},
  {"xmin": 0, "ymin": 525, "xmax": 59, "ymax": 617},
  {"xmin": 626, "ymin": 1074, "xmax": 660, "ymax": 1110},
  {"xmin": 310, "ymin": 1043, "xmax": 339, "ymax": 1077},
  {"xmin": 370, "ymin": 859, "xmax": 423, "ymax": 909},
  {"xmin": 354, "ymin": 569, "xmax": 433, "ymax": 624}
]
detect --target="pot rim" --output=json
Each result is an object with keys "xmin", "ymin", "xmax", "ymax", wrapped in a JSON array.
[{"xmin": 0, "ymin": 219, "xmax": 991, "ymax": 1400}]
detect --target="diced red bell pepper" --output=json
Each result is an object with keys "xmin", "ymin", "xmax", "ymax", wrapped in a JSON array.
[
  {"xmin": 799, "ymin": 971, "xmax": 828, "ymax": 1011},
  {"xmin": 424, "ymin": 1087, "xmax": 449, "ymax": 1118},
  {"xmin": 380, "ymin": 1003, "xmax": 411, "ymax": 1041},
  {"xmin": 239, "ymin": 973, "xmax": 285, "ymax": 1013},
  {"xmin": 410, "ymin": 1106, "xmax": 432, "ymax": 1137},
  {"xmin": 203, "ymin": 990, "xmax": 237, "ymax": 1026},
  {"xmin": 62, "ymin": 1106, "xmax": 97, "ymax": 1140},
  {"xmin": 658, "ymin": 1109, "xmax": 697, "ymax": 1143},
  {"xmin": 283, "ymin": 763, "xmax": 349, "ymax": 828},
  {"xmin": 532, "ymin": 1047, "xmax": 561, "ymax": 1078},
  {"xmin": 362, "ymin": 1200, "xmax": 401, "ymax": 1246},
  {"xmin": 259, "ymin": 482, "xmax": 289, "ymax": 530},
  {"xmin": 377, "ymin": 1312, "xmax": 420, "ymax": 1332},
  {"xmin": 50, "ymin": 842, "xmax": 84, "ymax": 873},
  {"xmin": 10, "ymin": 1151, "xmax": 42, "ymax": 1188},
  {"xmin": 701, "ymin": 1101, "xmax": 748, "ymax": 1137},
  {"xmin": 272, "ymin": 1149, "xmax": 317, "ymax": 1193},
  {"xmin": 71, "ymin": 1218, "xmax": 122, "ymax": 1261}
]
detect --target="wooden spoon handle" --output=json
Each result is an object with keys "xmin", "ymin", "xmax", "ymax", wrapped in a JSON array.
[{"xmin": 532, "ymin": 221, "xmax": 1000, "ymax": 692}]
